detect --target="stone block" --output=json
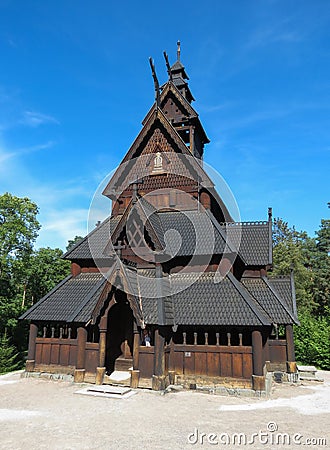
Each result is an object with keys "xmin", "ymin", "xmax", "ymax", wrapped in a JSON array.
[{"xmin": 74, "ymin": 368, "xmax": 85, "ymax": 383}]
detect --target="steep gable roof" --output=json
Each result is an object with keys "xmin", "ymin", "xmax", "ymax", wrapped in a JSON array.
[
  {"xmin": 102, "ymin": 107, "xmax": 213, "ymax": 199},
  {"xmin": 142, "ymin": 82, "xmax": 198, "ymax": 125}
]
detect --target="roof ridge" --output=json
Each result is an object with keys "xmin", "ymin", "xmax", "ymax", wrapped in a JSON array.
[
  {"xmin": 262, "ymin": 276, "xmax": 299, "ymax": 324},
  {"xmin": 62, "ymin": 216, "xmax": 112, "ymax": 259},
  {"xmin": 205, "ymin": 209, "xmax": 246, "ymax": 262},
  {"xmin": 227, "ymin": 272, "xmax": 272, "ymax": 325},
  {"xmin": 220, "ymin": 220, "xmax": 268, "ymax": 226}
]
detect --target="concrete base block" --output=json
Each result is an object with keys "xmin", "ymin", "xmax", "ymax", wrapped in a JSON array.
[
  {"xmin": 95, "ymin": 367, "xmax": 105, "ymax": 385},
  {"xmin": 252, "ymin": 375, "xmax": 266, "ymax": 391},
  {"xmin": 287, "ymin": 361, "xmax": 297, "ymax": 373},
  {"xmin": 152, "ymin": 375, "xmax": 166, "ymax": 391},
  {"xmin": 130, "ymin": 370, "xmax": 140, "ymax": 388},
  {"xmin": 74, "ymin": 369, "xmax": 86, "ymax": 383},
  {"xmin": 168, "ymin": 370, "xmax": 176, "ymax": 385},
  {"xmin": 25, "ymin": 360, "xmax": 35, "ymax": 372}
]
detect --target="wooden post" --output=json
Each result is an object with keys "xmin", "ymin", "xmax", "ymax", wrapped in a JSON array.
[
  {"xmin": 152, "ymin": 328, "xmax": 165, "ymax": 390},
  {"xmin": 26, "ymin": 323, "xmax": 38, "ymax": 372},
  {"xmin": 130, "ymin": 322, "xmax": 140, "ymax": 388},
  {"xmin": 286, "ymin": 324, "xmax": 296, "ymax": 373},
  {"xmin": 252, "ymin": 330, "xmax": 265, "ymax": 390},
  {"xmin": 252, "ymin": 330, "xmax": 263, "ymax": 375},
  {"xmin": 168, "ymin": 338, "xmax": 175, "ymax": 384},
  {"xmin": 95, "ymin": 315, "xmax": 107, "ymax": 385},
  {"xmin": 74, "ymin": 326, "xmax": 87, "ymax": 383},
  {"xmin": 132, "ymin": 322, "xmax": 140, "ymax": 370},
  {"xmin": 264, "ymin": 335, "xmax": 270, "ymax": 372},
  {"xmin": 98, "ymin": 316, "xmax": 107, "ymax": 367}
]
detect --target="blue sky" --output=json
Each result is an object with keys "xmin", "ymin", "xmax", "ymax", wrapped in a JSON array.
[{"xmin": 0, "ymin": 1, "xmax": 329, "ymax": 250}]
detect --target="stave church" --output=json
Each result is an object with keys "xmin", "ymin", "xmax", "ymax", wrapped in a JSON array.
[{"xmin": 21, "ymin": 43, "xmax": 298, "ymax": 391}]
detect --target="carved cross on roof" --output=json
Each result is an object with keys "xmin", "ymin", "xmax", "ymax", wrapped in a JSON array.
[{"xmin": 113, "ymin": 240, "xmax": 126, "ymax": 259}]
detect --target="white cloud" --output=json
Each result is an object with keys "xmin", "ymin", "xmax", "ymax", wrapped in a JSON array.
[
  {"xmin": 0, "ymin": 139, "xmax": 96, "ymax": 250},
  {"xmin": 37, "ymin": 208, "xmax": 89, "ymax": 249},
  {"xmin": 0, "ymin": 141, "xmax": 55, "ymax": 165},
  {"xmin": 20, "ymin": 110, "xmax": 59, "ymax": 127},
  {"xmin": 245, "ymin": 17, "xmax": 303, "ymax": 50}
]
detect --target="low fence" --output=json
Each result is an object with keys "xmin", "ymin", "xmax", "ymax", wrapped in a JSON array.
[
  {"xmin": 35, "ymin": 337, "xmax": 78, "ymax": 367},
  {"xmin": 138, "ymin": 329, "xmax": 253, "ymax": 380},
  {"xmin": 167, "ymin": 344, "xmax": 253, "ymax": 379},
  {"xmin": 34, "ymin": 324, "xmax": 100, "ymax": 373}
]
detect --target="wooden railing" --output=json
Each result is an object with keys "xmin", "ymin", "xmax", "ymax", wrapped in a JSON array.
[
  {"xmin": 167, "ymin": 343, "xmax": 253, "ymax": 379},
  {"xmin": 35, "ymin": 337, "xmax": 78, "ymax": 368}
]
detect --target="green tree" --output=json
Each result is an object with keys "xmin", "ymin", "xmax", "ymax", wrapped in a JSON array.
[
  {"xmin": 24, "ymin": 247, "xmax": 70, "ymax": 306},
  {"xmin": 294, "ymin": 311, "xmax": 330, "ymax": 370},
  {"xmin": 0, "ymin": 193, "xmax": 40, "ymax": 336},
  {"xmin": 311, "ymin": 219, "xmax": 330, "ymax": 314},
  {"xmin": 271, "ymin": 218, "xmax": 315, "ymax": 310},
  {"xmin": 66, "ymin": 235, "xmax": 84, "ymax": 252},
  {"xmin": 0, "ymin": 192, "xmax": 40, "ymax": 262},
  {"xmin": 0, "ymin": 333, "xmax": 20, "ymax": 374},
  {"xmin": 272, "ymin": 212, "xmax": 330, "ymax": 368}
]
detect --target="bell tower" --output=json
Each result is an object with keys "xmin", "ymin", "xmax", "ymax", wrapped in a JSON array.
[{"xmin": 160, "ymin": 41, "xmax": 209, "ymax": 159}]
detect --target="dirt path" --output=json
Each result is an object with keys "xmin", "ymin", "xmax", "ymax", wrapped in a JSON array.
[{"xmin": 0, "ymin": 371, "xmax": 329, "ymax": 449}]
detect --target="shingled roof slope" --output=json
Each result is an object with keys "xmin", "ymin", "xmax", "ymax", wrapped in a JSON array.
[
  {"xmin": 267, "ymin": 276, "xmax": 298, "ymax": 319},
  {"xmin": 241, "ymin": 277, "xmax": 297, "ymax": 324},
  {"xmin": 156, "ymin": 210, "xmax": 227, "ymax": 256},
  {"xmin": 219, "ymin": 222, "xmax": 271, "ymax": 266},
  {"xmin": 135, "ymin": 268, "xmax": 174, "ymax": 326},
  {"xmin": 168, "ymin": 272, "xmax": 271, "ymax": 326},
  {"xmin": 63, "ymin": 216, "xmax": 121, "ymax": 260},
  {"xmin": 20, "ymin": 273, "xmax": 106, "ymax": 322}
]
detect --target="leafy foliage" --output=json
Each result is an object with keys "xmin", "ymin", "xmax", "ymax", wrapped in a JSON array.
[
  {"xmin": 66, "ymin": 235, "xmax": 84, "ymax": 252},
  {"xmin": 0, "ymin": 193, "xmax": 71, "ymax": 371},
  {"xmin": 0, "ymin": 194, "xmax": 40, "ymax": 337},
  {"xmin": 272, "ymin": 210, "xmax": 330, "ymax": 368},
  {"xmin": 0, "ymin": 333, "xmax": 20, "ymax": 374},
  {"xmin": 294, "ymin": 309, "xmax": 330, "ymax": 370},
  {"xmin": 20, "ymin": 247, "xmax": 70, "ymax": 307},
  {"xmin": 271, "ymin": 218, "xmax": 315, "ymax": 310}
]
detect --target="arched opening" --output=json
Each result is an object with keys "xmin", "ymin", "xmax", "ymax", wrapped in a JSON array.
[{"xmin": 105, "ymin": 289, "xmax": 134, "ymax": 375}]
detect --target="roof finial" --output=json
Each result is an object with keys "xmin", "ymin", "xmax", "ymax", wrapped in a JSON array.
[
  {"xmin": 163, "ymin": 51, "xmax": 172, "ymax": 81},
  {"xmin": 268, "ymin": 207, "xmax": 272, "ymax": 222},
  {"xmin": 148, "ymin": 57, "xmax": 160, "ymax": 107},
  {"xmin": 177, "ymin": 40, "xmax": 181, "ymax": 61}
]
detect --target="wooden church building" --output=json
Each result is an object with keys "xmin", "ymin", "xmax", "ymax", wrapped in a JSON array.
[{"xmin": 21, "ymin": 43, "xmax": 298, "ymax": 391}]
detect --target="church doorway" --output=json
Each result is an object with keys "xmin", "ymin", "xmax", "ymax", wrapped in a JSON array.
[{"xmin": 105, "ymin": 289, "xmax": 134, "ymax": 375}]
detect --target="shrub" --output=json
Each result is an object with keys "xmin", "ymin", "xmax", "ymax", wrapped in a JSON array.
[
  {"xmin": 0, "ymin": 333, "xmax": 20, "ymax": 374},
  {"xmin": 294, "ymin": 310, "xmax": 330, "ymax": 370}
]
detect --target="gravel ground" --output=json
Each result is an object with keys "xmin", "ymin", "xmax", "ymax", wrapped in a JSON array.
[{"xmin": 0, "ymin": 370, "xmax": 329, "ymax": 450}]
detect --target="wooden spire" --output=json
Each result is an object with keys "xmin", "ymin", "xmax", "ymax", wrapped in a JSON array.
[{"xmin": 177, "ymin": 40, "xmax": 181, "ymax": 61}]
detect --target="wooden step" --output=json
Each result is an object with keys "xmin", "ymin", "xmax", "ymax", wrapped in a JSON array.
[{"xmin": 114, "ymin": 357, "xmax": 133, "ymax": 372}]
